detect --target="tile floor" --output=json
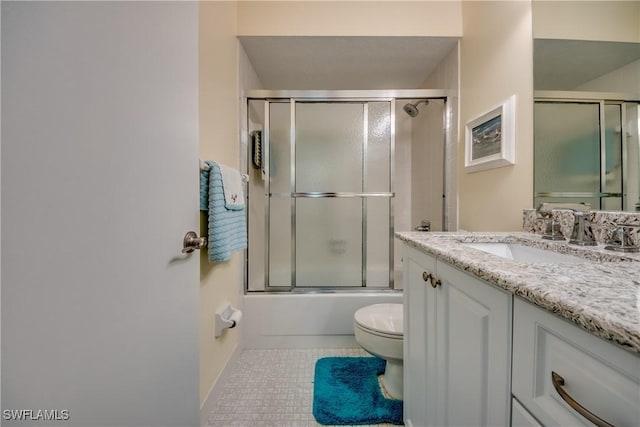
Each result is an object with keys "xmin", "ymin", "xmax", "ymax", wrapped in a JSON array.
[{"xmin": 206, "ymin": 348, "xmax": 400, "ymax": 427}]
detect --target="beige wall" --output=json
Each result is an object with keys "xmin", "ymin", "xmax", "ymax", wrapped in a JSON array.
[
  {"xmin": 533, "ymin": 1, "xmax": 640, "ymax": 43},
  {"xmin": 237, "ymin": 1, "xmax": 462, "ymax": 37},
  {"xmin": 458, "ymin": 1, "xmax": 534, "ymax": 231},
  {"xmin": 199, "ymin": 1, "xmax": 243, "ymax": 405}
]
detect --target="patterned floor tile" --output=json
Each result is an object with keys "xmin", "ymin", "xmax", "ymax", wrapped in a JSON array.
[{"xmin": 206, "ymin": 348, "xmax": 399, "ymax": 427}]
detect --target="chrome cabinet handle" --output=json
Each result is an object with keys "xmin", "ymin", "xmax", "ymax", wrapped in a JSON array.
[
  {"xmin": 421, "ymin": 272, "xmax": 441, "ymax": 288},
  {"xmin": 182, "ymin": 231, "xmax": 207, "ymax": 253},
  {"xmin": 551, "ymin": 371, "xmax": 614, "ymax": 427}
]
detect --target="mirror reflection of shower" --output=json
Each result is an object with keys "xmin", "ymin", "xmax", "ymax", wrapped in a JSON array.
[
  {"xmin": 402, "ymin": 100, "xmax": 429, "ymax": 117},
  {"xmin": 534, "ymin": 97, "xmax": 640, "ymax": 211}
]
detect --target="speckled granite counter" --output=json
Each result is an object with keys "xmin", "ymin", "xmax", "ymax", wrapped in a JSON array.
[{"xmin": 396, "ymin": 231, "xmax": 640, "ymax": 354}]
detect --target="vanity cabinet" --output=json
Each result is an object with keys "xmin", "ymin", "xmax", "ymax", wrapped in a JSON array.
[
  {"xmin": 403, "ymin": 245, "xmax": 512, "ymax": 427},
  {"xmin": 512, "ymin": 299, "xmax": 640, "ymax": 427},
  {"xmin": 512, "ymin": 397, "xmax": 542, "ymax": 427}
]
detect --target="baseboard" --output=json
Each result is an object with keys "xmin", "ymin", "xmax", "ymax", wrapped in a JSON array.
[{"xmin": 200, "ymin": 343, "xmax": 242, "ymax": 427}]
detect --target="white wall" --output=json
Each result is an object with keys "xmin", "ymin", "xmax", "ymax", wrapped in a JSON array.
[{"xmin": 458, "ymin": 1, "xmax": 534, "ymax": 231}]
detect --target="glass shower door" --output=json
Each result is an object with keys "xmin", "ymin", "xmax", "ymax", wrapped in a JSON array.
[
  {"xmin": 265, "ymin": 100, "xmax": 393, "ymax": 289},
  {"xmin": 295, "ymin": 103, "xmax": 364, "ymax": 286}
]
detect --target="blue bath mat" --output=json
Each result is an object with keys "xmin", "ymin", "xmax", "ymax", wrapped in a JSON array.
[{"xmin": 312, "ymin": 356, "xmax": 403, "ymax": 425}]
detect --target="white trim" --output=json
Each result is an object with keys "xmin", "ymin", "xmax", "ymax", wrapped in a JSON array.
[
  {"xmin": 246, "ymin": 89, "xmax": 449, "ymax": 100},
  {"xmin": 465, "ymin": 95, "xmax": 516, "ymax": 173}
]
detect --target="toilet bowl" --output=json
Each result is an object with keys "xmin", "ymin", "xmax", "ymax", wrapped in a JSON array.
[{"xmin": 353, "ymin": 303, "xmax": 403, "ymax": 399}]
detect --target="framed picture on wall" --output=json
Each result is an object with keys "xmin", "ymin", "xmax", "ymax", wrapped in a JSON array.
[{"xmin": 464, "ymin": 95, "xmax": 516, "ymax": 173}]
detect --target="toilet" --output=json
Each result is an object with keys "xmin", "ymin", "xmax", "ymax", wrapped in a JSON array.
[{"xmin": 353, "ymin": 303, "xmax": 404, "ymax": 399}]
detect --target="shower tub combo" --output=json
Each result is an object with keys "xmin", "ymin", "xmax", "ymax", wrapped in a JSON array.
[{"xmin": 242, "ymin": 90, "xmax": 452, "ymax": 348}]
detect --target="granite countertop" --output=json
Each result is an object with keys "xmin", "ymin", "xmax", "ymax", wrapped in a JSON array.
[{"xmin": 396, "ymin": 231, "xmax": 640, "ymax": 354}]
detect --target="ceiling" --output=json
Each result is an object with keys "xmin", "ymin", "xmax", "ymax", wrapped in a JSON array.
[
  {"xmin": 534, "ymin": 39, "xmax": 640, "ymax": 90},
  {"xmin": 239, "ymin": 36, "xmax": 459, "ymax": 90}
]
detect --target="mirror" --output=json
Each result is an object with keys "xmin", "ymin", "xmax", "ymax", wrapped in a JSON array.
[{"xmin": 533, "ymin": 1, "xmax": 640, "ymax": 211}]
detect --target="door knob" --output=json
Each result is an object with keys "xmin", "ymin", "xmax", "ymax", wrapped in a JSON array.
[{"xmin": 182, "ymin": 231, "xmax": 207, "ymax": 253}]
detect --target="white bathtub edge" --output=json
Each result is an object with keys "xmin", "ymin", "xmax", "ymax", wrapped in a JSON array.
[{"xmin": 243, "ymin": 293, "xmax": 403, "ymax": 349}]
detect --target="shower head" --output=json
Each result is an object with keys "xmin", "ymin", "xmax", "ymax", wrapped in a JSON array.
[{"xmin": 402, "ymin": 100, "xmax": 429, "ymax": 117}]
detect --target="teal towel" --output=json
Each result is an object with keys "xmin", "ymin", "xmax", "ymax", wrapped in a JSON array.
[
  {"xmin": 202, "ymin": 161, "xmax": 247, "ymax": 262},
  {"xmin": 199, "ymin": 169, "xmax": 209, "ymax": 211}
]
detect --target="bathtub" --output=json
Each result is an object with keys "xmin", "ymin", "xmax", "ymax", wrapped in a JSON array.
[{"xmin": 243, "ymin": 292, "xmax": 403, "ymax": 348}]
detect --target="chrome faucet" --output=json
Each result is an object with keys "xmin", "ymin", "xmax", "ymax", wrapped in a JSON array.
[
  {"xmin": 605, "ymin": 224, "xmax": 640, "ymax": 253},
  {"xmin": 568, "ymin": 211, "xmax": 596, "ymax": 246}
]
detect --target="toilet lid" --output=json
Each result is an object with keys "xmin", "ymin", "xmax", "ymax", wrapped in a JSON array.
[{"xmin": 354, "ymin": 303, "xmax": 403, "ymax": 336}]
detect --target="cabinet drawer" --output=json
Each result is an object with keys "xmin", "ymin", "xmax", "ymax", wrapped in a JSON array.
[
  {"xmin": 512, "ymin": 299, "xmax": 640, "ymax": 426},
  {"xmin": 512, "ymin": 397, "xmax": 542, "ymax": 427}
]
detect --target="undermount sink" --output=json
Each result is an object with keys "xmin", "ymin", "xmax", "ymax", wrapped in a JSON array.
[{"xmin": 462, "ymin": 242, "xmax": 586, "ymax": 264}]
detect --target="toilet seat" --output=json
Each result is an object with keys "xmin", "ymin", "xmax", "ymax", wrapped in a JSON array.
[{"xmin": 354, "ymin": 303, "xmax": 403, "ymax": 337}]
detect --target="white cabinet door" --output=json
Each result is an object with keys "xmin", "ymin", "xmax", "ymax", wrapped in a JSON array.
[
  {"xmin": 402, "ymin": 245, "xmax": 512, "ymax": 427},
  {"xmin": 403, "ymin": 246, "xmax": 437, "ymax": 427},
  {"xmin": 438, "ymin": 261, "xmax": 512, "ymax": 427}
]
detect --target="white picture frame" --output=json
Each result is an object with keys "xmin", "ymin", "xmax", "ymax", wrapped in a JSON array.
[{"xmin": 465, "ymin": 95, "xmax": 516, "ymax": 173}]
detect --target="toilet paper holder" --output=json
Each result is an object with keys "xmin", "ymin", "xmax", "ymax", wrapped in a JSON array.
[{"xmin": 215, "ymin": 302, "xmax": 242, "ymax": 338}]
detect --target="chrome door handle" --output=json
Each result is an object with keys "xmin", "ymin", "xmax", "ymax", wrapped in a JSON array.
[
  {"xmin": 182, "ymin": 231, "xmax": 207, "ymax": 253},
  {"xmin": 551, "ymin": 371, "xmax": 614, "ymax": 427}
]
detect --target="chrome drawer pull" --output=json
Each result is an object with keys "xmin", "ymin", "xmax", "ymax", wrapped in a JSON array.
[
  {"xmin": 422, "ymin": 272, "xmax": 432, "ymax": 283},
  {"xmin": 551, "ymin": 371, "xmax": 615, "ymax": 427}
]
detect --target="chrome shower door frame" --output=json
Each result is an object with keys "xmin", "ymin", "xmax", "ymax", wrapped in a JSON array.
[{"xmin": 245, "ymin": 90, "xmax": 450, "ymax": 293}]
